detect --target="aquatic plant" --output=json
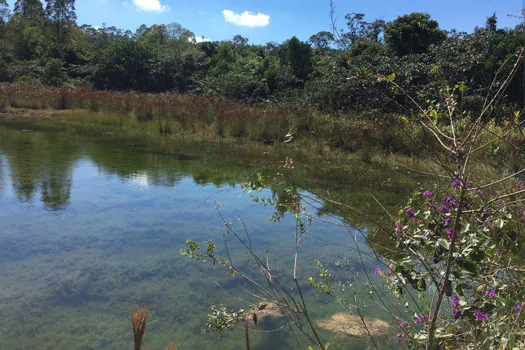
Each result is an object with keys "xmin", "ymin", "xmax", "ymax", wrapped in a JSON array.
[{"xmin": 131, "ymin": 306, "xmax": 150, "ymax": 350}]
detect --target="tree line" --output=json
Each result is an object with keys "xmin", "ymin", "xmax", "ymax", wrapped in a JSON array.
[{"xmin": 0, "ymin": 0, "xmax": 524, "ymax": 116}]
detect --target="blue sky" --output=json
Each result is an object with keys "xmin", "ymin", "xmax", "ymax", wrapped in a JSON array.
[{"xmin": 75, "ymin": 0, "xmax": 524, "ymax": 43}]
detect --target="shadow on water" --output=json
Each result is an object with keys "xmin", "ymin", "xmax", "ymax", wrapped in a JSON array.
[{"xmin": 0, "ymin": 125, "xmax": 415, "ymax": 349}]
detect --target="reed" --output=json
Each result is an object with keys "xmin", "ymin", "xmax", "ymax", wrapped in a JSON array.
[
  {"xmin": 130, "ymin": 306, "xmax": 150, "ymax": 350},
  {"xmin": 1, "ymin": 83, "xmax": 520, "ymax": 160}
]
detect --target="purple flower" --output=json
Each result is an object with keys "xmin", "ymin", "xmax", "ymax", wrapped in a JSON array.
[
  {"xmin": 444, "ymin": 218, "xmax": 452, "ymax": 227},
  {"xmin": 415, "ymin": 315, "xmax": 424, "ymax": 324},
  {"xmin": 452, "ymin": 178, "xmax": 462, "ymax": 188},
  {"xmin": 396, "ymin": 333, "xmax": 403, "ymax": 343},
  {"xmin": 477, "ymin": 188, "xmax": 483, "ymax": 195},
  {"xmin": 475, "ymin": 310, "xmax": 488, "ymax": 321},
  {"xmin": 452, "ymin": 308, "xmax": 462, "ymax": 319},
  {"xmin": 395, "ymin": 224, "xmax": 405, "ymax": 233},
  {"xmin": 405, "ymin": 208, "xmax": 416, "ymax": 217},
  {"xmin": 483, "ymin": 290, "xmax": 497, "ymax": 298},
  {"xmin": 516, "ymin": 303, "xmax": 522, "ymax": 311},
  {"xmin": 451, "ymin": 296, "xmax": 459, "ymax": 306},
  {"xmin": 498, "ymin": 202, "xmax": 503, "ymax": 208},
  {"xmin": 446, "ymin": 229, "xmax": 453, "ymax": 240},
  {"xmin": 423, "ymin": 191, "xmax": 433, "ymax": 197},
  {"xmin": 442, "ymin": 196, "xmax": 458, "ymax": 209},
  {"xmin": 439, "ymin": 205, "xmax": 450, "ymax": 214},
  {"xmin": 374, "ymin": 267, "xmax": 380, "ymax": 275}
]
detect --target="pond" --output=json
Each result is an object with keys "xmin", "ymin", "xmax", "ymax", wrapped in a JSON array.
[{"xmin": 0, "ymin": 123, "xmax": 413, "ymax": 349}]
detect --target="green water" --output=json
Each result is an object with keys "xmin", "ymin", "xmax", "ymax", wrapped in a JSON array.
[{"xmin": 0, "ymin": 124, "xmax": 412, "ymax": 349}]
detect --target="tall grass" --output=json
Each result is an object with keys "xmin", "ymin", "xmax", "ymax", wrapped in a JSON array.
[{"xmin": 2, "ymin": 83, "xmax": 520, "ymax": 159}]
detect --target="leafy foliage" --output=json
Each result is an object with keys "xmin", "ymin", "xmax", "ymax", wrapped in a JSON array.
[
  {"xmin": 384, "ymin": 13, "xmax": 446, "ymax": 56},
  {"xmin": 0, "ymin": 4, "xmax": 523, "ymax": 116}
]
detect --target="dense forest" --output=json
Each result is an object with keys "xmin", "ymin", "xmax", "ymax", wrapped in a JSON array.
[{"xmin": 0, "ymin": 0, "xmax": 524, "ymax": 116}]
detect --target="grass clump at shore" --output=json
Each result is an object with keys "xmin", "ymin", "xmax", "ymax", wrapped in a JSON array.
[
  {"xmin": 1, "ymin": 82, "xmax": 523, "ymax": 180},
  {"xmin": 0, "ymin": 83, "xmax": 429, "ymax": 157}
]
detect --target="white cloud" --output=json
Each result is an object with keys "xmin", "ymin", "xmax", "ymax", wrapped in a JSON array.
[
  {"xmin": 222, "ymin": 9, "xmax": 270, "ymax": 28},
  {"xmin": 129, "ymin": 172, "xmax": 149, "ymax": 188},
  {"xmin": 195, "ymin": 36, "xmax": 211, "ymax": 43},
  {"xmin": 188, "ymin": 35, "xmax": 211, "ymax": 43},
  {"xmin": 133, "ymin": 0, "xmax": 169, "ymax": 12}
]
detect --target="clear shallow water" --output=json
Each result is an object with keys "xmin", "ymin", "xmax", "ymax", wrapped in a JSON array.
[{"xmin": 0, "ymin": 125, "xmax": 408, "ymax": 349}]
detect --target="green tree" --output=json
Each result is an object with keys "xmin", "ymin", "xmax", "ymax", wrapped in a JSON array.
[
  {"xmin": 45, "ymin": 0, "xmax": 77, "ymax": 43},
  {"xmin": 486, "ymin": 12, "xmax": 497, "ymax": 32},
  {"xmin": 232, "ymin": 34, "xmax": 248, "ymax": 47},
  {"xmin": 385, "ymin": 12, "xmax": 445, "ymax": 56},
  {"xmin": 343, "ymin": 13, "xmax": 384, "ymax": 44},
  {"xmin": 0, "ymin": 0, "xmax": 9, "ymax": 81},
  {"xmin": 93, "ymin": 38, "xmax": 153, "ymax": 90},
  {"xmin": 0, "ymin": 0, "xmax": 9, "ymax": 25},
  {"xmin": 308, "ymin": 31, "xmax": 334, "ymax": 54},
  {"xmin": 279, "ymin": 36, "xmax": 312, "ymax": 81},
  {"xmin": 14, "ymin": 0, "xmax": 45, "ymax": 24}
]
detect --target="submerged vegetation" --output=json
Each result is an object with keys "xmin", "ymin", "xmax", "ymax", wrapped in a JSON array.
[{"xmin": 0, "ymin": 126, "xmax": 418, "ymax": 349}]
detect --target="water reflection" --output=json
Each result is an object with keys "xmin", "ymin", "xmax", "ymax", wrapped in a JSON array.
[
  {"xmin": 40, "ymin": 168, "xmax": 73, "ymax": 210},
  {"xmin": 0, "ymin": 155, "xmax": 6, "ymax": 199},
  {"xmin": 0, "ymin": 125, "xmax": 416, "ymax": 349},
  {"xmin": 1, "ymin": 132, "xmax": 76, "ymax": 210},
  {"xmin": 0, "ymin": 126, "xmax": 414, "ymax": 218}
]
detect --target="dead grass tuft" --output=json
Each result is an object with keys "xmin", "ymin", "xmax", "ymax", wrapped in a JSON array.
[{"xmin": 131, "ymin": 306, "xmax": 150, "ymax": 350}]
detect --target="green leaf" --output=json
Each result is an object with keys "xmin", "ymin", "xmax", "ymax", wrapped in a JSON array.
[
  {"xmin": 437, "ymin": 238, "xmax": 450, "ymax": 250},
  {"xmin": 458, "ymin": 260, "xmax": 478, "ymax": 276},
  {"xmin": 460, "ymin": 223, "xmax": 471, "ymax": 234}
]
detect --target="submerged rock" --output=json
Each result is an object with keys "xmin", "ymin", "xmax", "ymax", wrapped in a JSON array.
[
  {"xmin": 317, "ymin": 312, "xmax": 390, "ymax": 338},
  {"xmin": 245, "ymin": 302, "xmax": 283, "ymax": 322}
]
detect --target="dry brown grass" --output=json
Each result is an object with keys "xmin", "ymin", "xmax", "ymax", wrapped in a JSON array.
[
  {"xmin": 0, "ymin": 83, "xmax": 461, "ymax": 157},
  {"xmin": 131, "ymin": 306, "xmax": 150, "ymax": 350}
]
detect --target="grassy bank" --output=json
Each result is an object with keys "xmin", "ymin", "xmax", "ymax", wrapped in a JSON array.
[
  {"xmin": 1, "ymin": 83, "xmax": 523, "ymax": 173},
  {"xmin": 0, "ymin": 83, "xmax": 429, "ymax": 157}
]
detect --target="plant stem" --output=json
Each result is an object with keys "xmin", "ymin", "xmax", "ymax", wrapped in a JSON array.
[
  {"xmin": 426, "ymin": 186, "xmax": 466, "ymax": 348},
  {"xmin": 244, "ymin": 318, "xmax": 250, "ymax": 350}
]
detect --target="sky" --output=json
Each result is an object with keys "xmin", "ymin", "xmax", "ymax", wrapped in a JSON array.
[{"xmin": 74, "ymin": 0, "xmax": 524, "ymax": 43}]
